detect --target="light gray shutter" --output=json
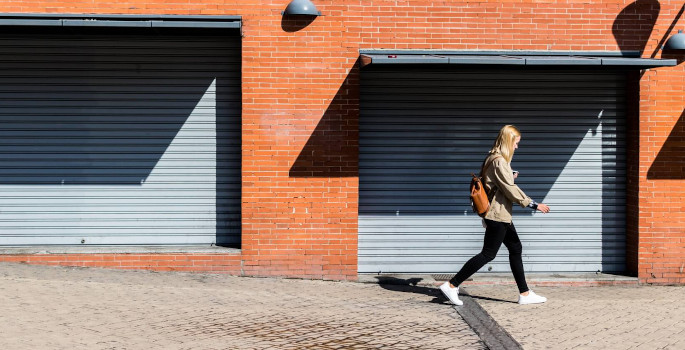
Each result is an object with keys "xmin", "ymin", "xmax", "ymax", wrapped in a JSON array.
[
  {"xmin": 359, "ymin": 67, "xmax": 626, "ymax": 274},
  {"xmin": 0, "ymin": 33, "xmax": 240, "ymax": 246}
]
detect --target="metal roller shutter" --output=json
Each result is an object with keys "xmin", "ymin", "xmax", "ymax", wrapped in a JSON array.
[
  {"xmin": 359, "ymin": 66, "xmax": 627, "ymax": 274},
  {"xmin": 0, "ymin": 32, "xmax": 240, "ymax": 246}
]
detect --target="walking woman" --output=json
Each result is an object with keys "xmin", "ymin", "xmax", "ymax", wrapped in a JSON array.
[{"xmin": 440, "ymin": 125, "xmax": 550, "ymax": 306}]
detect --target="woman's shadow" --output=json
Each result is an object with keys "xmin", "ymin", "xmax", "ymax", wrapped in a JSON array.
[{"xmin": 375, "ymin": 276, "xmax": 516, "ymax": 304}]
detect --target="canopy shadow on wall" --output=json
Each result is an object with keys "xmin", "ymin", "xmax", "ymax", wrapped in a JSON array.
[
  {"xmin": 357, "ymin": 64, "xmax": 626, "ymax": 274},
  {"xmin": 356, "ymin": 64, "xmax": 609, "ymax": 218},
  {"xmin": 647, "ymin": 109, "xmax": 685, "ymax": 179},
  {"xmin": 356, "ymin": 51, "xmax": 674, "ymax": 220},
  {"xmin": 0, "ymin": 22, "xmax": 242, "ymax": 247},
  {"xmin": 0, "ymin": 16, "xmax": 241, "ymax": 186},
  {"xmin": 289, "ymin": 60, "xmax": 359, "ymax": 177},
  {"xmin": 0, "ymin": 32, "xmax": 216, "ymax": 185}
]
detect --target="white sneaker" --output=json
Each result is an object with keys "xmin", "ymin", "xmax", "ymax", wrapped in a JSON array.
[
  {"xmin": 439, "ymin": 282, "xmax": 463, "ymax": 306},
  {"xmin": 518, "ymin": 290, "xmax": 547, "ymax": 305}
]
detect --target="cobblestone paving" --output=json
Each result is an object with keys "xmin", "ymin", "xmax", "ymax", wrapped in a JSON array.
[
  {"xmin": 0, "ymin": 263, "xmax": 484, "ymax": 350},
  {"xmin": 465, "ymin": 285, "xmax": 685, "ymax": 350}
]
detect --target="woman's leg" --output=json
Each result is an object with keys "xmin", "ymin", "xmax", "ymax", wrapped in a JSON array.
[
  {"xmin": 449, "ymin": 219, "xmax": 507, "ymax": 287},
  {"xmin": 502, "ymin": 222, "xmax": 529, "ymax": 294}
]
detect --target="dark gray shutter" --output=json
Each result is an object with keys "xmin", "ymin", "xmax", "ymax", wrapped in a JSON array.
[
  {"xmin": 359, "ymin": 66, "xmax": 626, "ymax": 274},
  {"xmin": 0, "ymin": 33, "xmax": 240, "ymax": 246}
]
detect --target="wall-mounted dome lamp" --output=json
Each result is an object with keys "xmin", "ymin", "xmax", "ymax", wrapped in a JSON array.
[
  {"xmin": 282, "ymin": 0, "xmax": 321, "ymax": 16},
  {"xmin": 664, "ymin": 30, "xmax": 685, "ymax": 51}
]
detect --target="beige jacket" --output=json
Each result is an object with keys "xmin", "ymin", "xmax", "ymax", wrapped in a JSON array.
[{"xmin": 482, "ymin": 154, "xmax": 532, "ymax": 223}]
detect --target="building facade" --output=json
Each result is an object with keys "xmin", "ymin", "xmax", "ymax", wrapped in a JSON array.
[{"xmin": 0, "ymin": 1, "xmax": 682, "ymax": 285}]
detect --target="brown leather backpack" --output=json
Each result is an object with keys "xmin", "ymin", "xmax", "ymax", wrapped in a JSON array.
[{"xmin": 470, "ymin": 156, "xmax": 500, "ymax": 217}]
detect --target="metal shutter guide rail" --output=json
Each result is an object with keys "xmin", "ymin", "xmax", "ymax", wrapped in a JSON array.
[
  {"xmin": 359, "ymin": 51, "xmax": 676, "ymax": 68},
  {"xmin": 0, "ymin": 13, "xmax": 241, "ymax": 29}
]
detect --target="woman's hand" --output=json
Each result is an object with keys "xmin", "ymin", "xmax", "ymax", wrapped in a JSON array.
[{"xmin": 537, "ymin": 203, "xmax": 550, "ymax": 213}]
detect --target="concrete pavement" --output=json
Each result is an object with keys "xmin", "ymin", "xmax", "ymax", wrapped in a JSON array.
[
  {"xmin": 464, "ymin": 284, "xmax": 685, "ymax": 350},
  {"xmin": 0, "ymin": 263, "xmax": 483, "ymax": 350},
  {"xmin": 1, "ymin": 262, "xmax": 684, "ymax": 350}
]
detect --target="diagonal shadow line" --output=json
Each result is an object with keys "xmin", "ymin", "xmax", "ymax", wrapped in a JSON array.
[
  {"xmin": 356, "ymin": 64, "xmax": 627, "ymax": 274},
  {"xmin": 612, "ymin": 0, "xmax": 660, "ymax": 56},
  {"xmin": 374, "ymin": 276, "xmax": 517, "ymax": 304},
  {"xmin": 651, "ymin": 3, "xmax": 685, "ymax": 58},
  {"xmin": 358, "ymin": 65, "xmax": 605, "ymax": 219},
  {"xmin": 647, "ymin": 109, "xmax": 685, "ymax": 179},
  {"xmin": 513, "ymin": 111, "xmax": 603, "ymax": 218},
  {"xmin": 0, "ymin": 30, "xmax": 222, "ymax": 185},
  {"xmin": 373, "ymin": 276, "xmax": 449, "ymax": 304},
  {"xmin": 465, "ymin": 293, "xmax": 517, "ymax": 304},
  {"xmin": 374, "ymin": 277, "xmax": 523, "ymax": 349},
  {"xmin": 289, "ymin": 59, "xmax": 359, "ymax": 178}
]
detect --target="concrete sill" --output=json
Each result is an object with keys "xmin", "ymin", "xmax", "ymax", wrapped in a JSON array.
[
  {"xmin": 360, "ymin": 272, "xmax": 639, "ymax": 287},
  {"xmin": 0, "ymin": 245, "xmax": 241, "ymax": 255}
]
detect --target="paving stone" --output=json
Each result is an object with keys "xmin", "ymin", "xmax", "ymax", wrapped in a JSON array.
[
  {"xmin": 465, "ymin": 284, "xmax": 685, "ymax": 350},
  {"xmin": 0, "ymin": 263, "xmax": 485, "ymax": 350}
]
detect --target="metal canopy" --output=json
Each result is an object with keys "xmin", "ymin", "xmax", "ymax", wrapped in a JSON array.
[
  {"xmin": 360, "ymin": 50, "xmax": 677, "ymax": 68},
  {"xmin": 0, "ymin": 13, "xmax": 241, "ymax": 29}
]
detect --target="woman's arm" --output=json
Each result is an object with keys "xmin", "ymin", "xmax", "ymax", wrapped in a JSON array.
[
  {"xmin": 491, "ymin": 159, "xmax": 550, "ymax": 213},
  {"xmin": 526, "ymin": 200, "xmax": 551, "ymax": 213},
  {"xmin": 491, "ymin": 158, "xmax": 532, "ymax": 208}
]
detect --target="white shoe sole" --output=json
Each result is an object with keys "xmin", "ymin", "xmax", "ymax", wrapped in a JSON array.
[
  {"xmin": 518, "ymin": 298, "xmax": 547, "ymax": 305},
  {"xmin": 439, "ymin": 284, "xmax": 463, "ymax": 306}
]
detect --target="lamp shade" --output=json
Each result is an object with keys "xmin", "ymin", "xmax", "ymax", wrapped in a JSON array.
[
  {"xmin": 282, "ymin": 0, "xmax": 321, "ymax": 16},
  {"xmin": 664, "ymin": 30, "xmax": 685, "ymax": 51}
]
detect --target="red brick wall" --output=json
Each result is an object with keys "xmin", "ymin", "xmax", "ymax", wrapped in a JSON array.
[
  {"xmin": 0, "ymin": 253, "xmax": 242, "ymax": 273},
  {"xmin": 640, "ymin": 63, "xmax": 685, "ymax": 285},
  {"xmin": 0, "ymin": 1, "xmax": 683, "ymax": 283}
]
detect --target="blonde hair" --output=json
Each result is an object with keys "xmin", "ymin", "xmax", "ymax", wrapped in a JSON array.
[{"xmin": 489, "ymin": 125, "xmax": 521, "ymax": 163}]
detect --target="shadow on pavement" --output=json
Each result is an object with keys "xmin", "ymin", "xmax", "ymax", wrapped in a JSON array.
[
  {"xmin": 374, "ymin": 276, "xmax": 523, "ymax": 348},
  {"xmin": 466, "ymin": 294, "xmax": 517, "ymax": 304},
  {"xmin": 375, "ymin": 276, "xmax": 518, "ymax": 304},
  {"xmin": 374, "ymin": 276, "xmax": 445, "ymax": 305}
]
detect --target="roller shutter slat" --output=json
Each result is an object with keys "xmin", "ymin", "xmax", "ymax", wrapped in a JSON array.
[
  {"xmin": 359, "ymin": 67, "xmax": 626, "ymax": 274},
  {"xmin": 0, "ymin": 33, "xmax": 240, "ymax": 246}
]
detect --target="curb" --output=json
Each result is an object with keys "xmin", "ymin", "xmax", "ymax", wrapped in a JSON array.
[{"xmin": 456, "ymin": 288, "xmax": 523, "ymax": 350}]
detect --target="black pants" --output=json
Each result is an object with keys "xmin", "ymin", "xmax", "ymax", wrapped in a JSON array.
[{"xmin": 449, "ymin": 219, "xmax": 529, "ymax": 294}]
